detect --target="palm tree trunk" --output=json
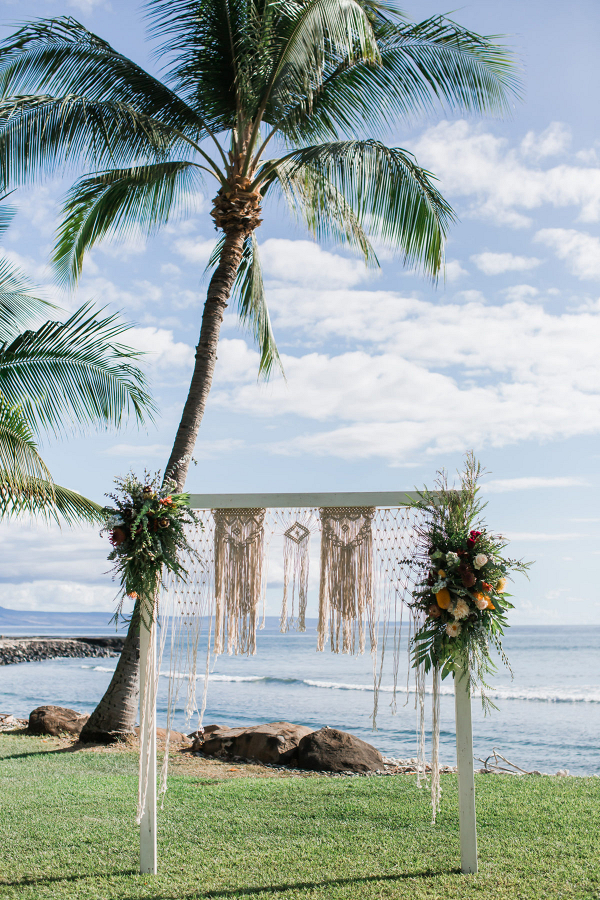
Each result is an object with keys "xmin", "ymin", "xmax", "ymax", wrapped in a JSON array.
[
  {"xmin": 79, "ymin": 607, "xmax": 140, "ymax": 742},
  {"xmin": 166, "ymin": 228, "xmax": 247, "ymax": 491},
  {"xmin": 81, "ymin": 227, "xmax": 247, "ymax": 741}
]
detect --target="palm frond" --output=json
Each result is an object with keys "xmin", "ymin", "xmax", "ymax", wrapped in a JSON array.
[
  {"xmin": 0, "ymin": 17, "xmax": 205, "ymax": 136},
  {"xmin": 0, "ymin": 95, "xmax": 182, "ymax": 187},
  {"xmin": 0, "ymin": 474, "xmax": 103, "ymax": 524},
  {"xmin": 0, "ymin": 303, "xmax": 156, "ymax": 434},
  {"xmin": 265, "ymin": 140, "xmax": 455, "ymax": 276},
  {"xmin": 278, "ymin": 14, "xmax": 521, "ymax": 142},
  {"xmin": 0, "ymin": 398, "xmax": 51, "ymax": 485},
  {"xmin": 206, "ymin": 232, "xmax": 282, "ymax": 379},
  {"xmin": 54, "ymin": 161, "xmax": 206, "ymax": 284},
  {"xmin": 0, "ymin": 193, "xmax": 16, "ymax": 241},
  {"xmin": 0, "ymin": 256, "xmax": 55, "ymax": 338},
  {"xmin": 271, "ymin": 160, "xmax": 377, "ymax": 265}
]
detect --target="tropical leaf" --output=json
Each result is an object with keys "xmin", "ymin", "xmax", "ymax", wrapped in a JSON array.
[
  {"xmin": 266, "ymin": 140, "xmax": 455, "ymax": 276},
  {"xmin": 0, "ymin": 303, "xmax": 156, "ymax": 433},
  {"xmin": 206, "ymin": 232, "xmax": 282, "ymax": 378},
  {"xmin": 0, "ymin": 256, "xmax": 55, "ymax": 337},
  {"xmin": 278, "ymin": 13, "xmax": 521, "ymax": 142},
  {"xmin": 0, "ymin": 16, "xmax": 203, "ymax": 135},
  {"xmin": 0, "ymin": 95, "xmax": 182, "ymax": 186},
  {"xmin": 54, "ymin": 161, "xmax": 206, "ymax": 284},
  {"xmin": 271, "ymin": 159, "xmax": 377, "ymax": 265}
]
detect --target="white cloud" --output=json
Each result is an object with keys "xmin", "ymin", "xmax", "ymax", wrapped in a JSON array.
[
  {"xmin": 103, "ymin": 439, "xmax": 243, "ymax": 460},
  {"xmin": 127, "ymin": 326, "xmax": 194, "ymax": 369},
  {"xmin": 471, "ymin": 252, "xmax": 542, "ymax": 275},
  {"xmin": 67, "ymin": 0, "xmax": 110, "ymax": 10},
  {"xmin": 444, "ymin": 259, "xmax": 468, "ymax": 282},
  {"xmin": 481, "ymin": 476, "xmax": 589, "ymax": 494},
  {"xmin": 260, "ymin": 238, "xmax": 370, "ymax": 289},
  {"xmin": 501, "ymin": 284, "xmax": 539, "ymax": 302},
  {"xmin": 413, "ymin": 120, "xmax": 600, "ymax": 226},
  {"xmin": 535, "ymin": 228, "xmax": 600, "ymax": 280},
  {"xmin": 520, "ymin": 122, "xmax": 571, "ymax": 160},
  {"xmin": 506, "ymin": 533, "xmax": 587, "ymax": 542},
  {"xmin": 161, "ymin": 263, "xmax": 181, "ymax": 276},
  {"xmin": 174, "ymin": 236, "xmax": 217, "ymax": 264},
  {"xmin": 102, "ymin": 443, "xmax": 171, "ymax": 459},
  {"xmin": 209, "ymin": 283, "xmax": 600, "ymax": 462}
]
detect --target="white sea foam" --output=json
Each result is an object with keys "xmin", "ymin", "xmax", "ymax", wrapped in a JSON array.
[
  {"xmin": 150, "ymin": 671, "xmax": 600, "ymax": 703},
  {"xmin": 80, "ymin": 664, "xmax": 117, "ymax": 673}
]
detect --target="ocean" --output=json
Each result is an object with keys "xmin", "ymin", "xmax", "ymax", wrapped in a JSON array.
[{"xmin": 0, "ymin": 619, "xmax": 598, "ymax": 776}]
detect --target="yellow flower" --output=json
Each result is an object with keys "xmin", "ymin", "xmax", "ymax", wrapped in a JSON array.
[
  {"xmin": 438, "ymin": 569, "xmax": 446, "ymax": 578},
  {"xmin": 497, "ymin": 578, "xmax": 507, "ymax": 592},
  {"xmin": 435, "ymin": 588, "xmax": 451, "ymax": 609}
]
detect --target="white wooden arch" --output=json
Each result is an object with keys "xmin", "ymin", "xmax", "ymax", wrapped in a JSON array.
[{"xmin": 139, "ymin": 491, "xmax": 477, "ymax": 876}]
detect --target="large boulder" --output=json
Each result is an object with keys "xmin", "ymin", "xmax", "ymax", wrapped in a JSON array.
[
  {"xmin": 192, "ymin": 721, "xmax": 315, "ymax": 764},
  {"xmin": 295, "ymin": 726, "xmax": 384, "ymax": 773},
  {"xmin": 28, "ymin": 705, "xmax": 89, "ymax": 737}
]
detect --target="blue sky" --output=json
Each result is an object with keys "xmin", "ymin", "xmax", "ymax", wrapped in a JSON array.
[{"xmin": 0, "ymin": 0, "xmax": 599, "ymax": 624}]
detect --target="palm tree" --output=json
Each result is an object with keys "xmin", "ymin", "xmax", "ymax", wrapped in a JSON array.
[
  {"xmin": 0, "ymin": 199, "xmax": 155, "ymax": 523},
  {"xmin": 0, "ymin": 1, "xmax": 520, "ymax": 740}
]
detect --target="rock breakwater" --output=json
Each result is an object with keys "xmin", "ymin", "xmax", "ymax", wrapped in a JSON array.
[{"xmin": 0, "ymin": 637, "xmax": 124, "ymax": 666}]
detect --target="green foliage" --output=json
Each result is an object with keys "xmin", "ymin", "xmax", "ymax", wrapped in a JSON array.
[
  {"xmin": 102, "ymin": 470, "xmax": 200, "ymax": 624},
  {"xmin": 0, "ymin": 733, "xmax": 599, "ymax": 900},
  {"xmin": 409, "ymin": 453, "xmax": 531, "ymax": 709}
]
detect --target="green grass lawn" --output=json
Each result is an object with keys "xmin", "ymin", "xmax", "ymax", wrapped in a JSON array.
[{"xmin": 0, "ymin": 733, "xmax": 598, "ymax": 900}]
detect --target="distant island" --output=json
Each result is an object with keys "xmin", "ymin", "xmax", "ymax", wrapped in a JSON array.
[{"xmin": 0, "ymin": 604, "xmax": 124, "ymax": 636}]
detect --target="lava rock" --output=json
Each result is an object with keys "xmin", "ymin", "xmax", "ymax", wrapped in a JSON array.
[
  {"xmin": 28, "ymin": 705, "xmax": 89, "ymax": 736},
  {"xmin": 295, "ymin": 726, "xmax": 384, "ymax": 773},
  {"xmin": 193, "ymin": 721, "xmax": 315, "ymax": 764}
]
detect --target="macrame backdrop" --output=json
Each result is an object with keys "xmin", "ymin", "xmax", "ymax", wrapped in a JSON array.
[
  {"xmin": 214, "ymin": 508, "xmax": 266, "ymax": 655},
  {"xmin": 318, "ymin": 507, "xmax": 376, "ymax": 655},
  {"xmin": 142, "ymin": 504, "xmax": 445, "ymax": 822}
]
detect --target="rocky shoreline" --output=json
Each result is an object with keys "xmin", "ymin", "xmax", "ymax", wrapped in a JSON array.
[{"xmin": 0, "ymin": 637, "xmax": 124, "ymax": 666}]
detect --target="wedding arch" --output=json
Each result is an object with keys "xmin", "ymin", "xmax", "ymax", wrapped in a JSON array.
[{"xmin": 138, "ymin": 490, "xmax": 478, "ymax": 877}]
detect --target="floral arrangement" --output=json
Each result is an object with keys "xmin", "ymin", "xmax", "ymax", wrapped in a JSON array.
[
  {"xmin": 102, "ymin": 471, "xmax": 200, "ymax": 624},
  {"xmin": 409, "ymin": 453, "xmax": 530, "ymax": 707}
]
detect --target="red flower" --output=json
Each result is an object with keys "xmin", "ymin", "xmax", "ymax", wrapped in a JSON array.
[
  {"xmin": 459, "ymin": 562, "xmax": 476, "ymax": 588},
  {"xmin": 467, "ymin": 530, "xmax": 483, "ymax": 548}
]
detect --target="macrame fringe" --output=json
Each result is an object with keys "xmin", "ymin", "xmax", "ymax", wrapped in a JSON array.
[
  {"xmin": 318, "ymin": 506, "xmax": 375, "ymax": 654},
  {"xmin": 281, "ymin": 512, "xmax": 315, "ymax": 632},
  {"xmin": 214, "ymin": 508, "xmax": 265, "ymax": 655}
]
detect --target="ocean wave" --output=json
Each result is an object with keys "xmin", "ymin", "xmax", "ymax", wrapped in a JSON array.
[
  {"xmin": 79, "ymin": 664, "xmax": 117, "ymax": 673},
  {"xmin": 151, "ymin": 671, "xmax": 600, "ymax": 703}
]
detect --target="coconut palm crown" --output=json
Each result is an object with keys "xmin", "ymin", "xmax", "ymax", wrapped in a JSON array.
[{"xmin": 0, "ymin": 1, "xmax": 520, "ymax": 492}]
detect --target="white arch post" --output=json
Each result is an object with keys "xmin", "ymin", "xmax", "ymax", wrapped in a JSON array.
[
  {"xmin": 455, "ymin": 669, "xmax": 478, "ymax": 874},
  {"xmin": 139, "ymin": 617, "xmax": 157, "ymax": 875}
]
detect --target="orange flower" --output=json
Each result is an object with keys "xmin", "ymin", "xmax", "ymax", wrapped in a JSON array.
[
  {"xmin": 128, "ymin": 591, "xmax": 138, "ymax": 600},
  {"xmin": 482, "ymin": 582, "xmax": 493, "ymax": 593},
  {"xmin": 438, "ymin": 569, "xmax": 446, "ymax": 578},
  {"xmin": 435, "ymin": 588, "xmax": 451, "ymax": 609}
]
